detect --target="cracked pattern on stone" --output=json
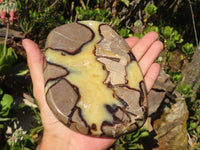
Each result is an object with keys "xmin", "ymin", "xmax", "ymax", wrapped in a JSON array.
[{"xmin": 43, "ymin": 21, "xmax": 148, "ymax": 137}]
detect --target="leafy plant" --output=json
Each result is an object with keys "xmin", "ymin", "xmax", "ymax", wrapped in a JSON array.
[
  {"xmin": 4, "ymin": 128, "xmax": 34, "ymax": 150},
  {"xmin": 143, "ymin": 4, "xmax": 157, "ymax": 28},
  {"xmin": 10, "ymin": 63, "xmax": 29, "ymax": 76},
  {"xmin": 19, "ymin": 18, "xmax": 34, "ymax": 35},
  {"xmin": 17, "ymin": 0, "xmax": 67, "ymax": 43},
  {"xmin": 0, "ymin": 93, "xmax": 13, "ymax": 117},
  {"xmin": 133, "ymin": 4, "xmax": 158, "ymax": 38},
  {"xmin": 144, "ymin": 4, "xmax": 157, "ymax": 17},
  {"xmin": 172, "ymin": 73, "xmax": 182, "ymax": 84},
  {"xmin": 18, "ymin": 101, "xmax": 43, "ymax": 141},
  {"xmin": 177, "ymin": 84, "xmax": 193, "ymax": 98},
  {"xmin": 0, "ymin": 0, "xmax": 18, "ymax": 76},
  {"xmin": 0, "ymin": 44, "xmax": 18, "ymax": 76},
  {"xmin": 120, "ymin": 0, "xmax": 130, "ymax": 7},
  {"xmin": 187, "ymin": 99, "xmax": 200, "ymax": 149},
  {"xmin": 0, "ymin": 88, "xmax": 14, "ymax": 129},
  {"xmin": 182, "ymin": 42, "xmax": 194, "ymax": 58},
  {"xmin": 160, "ymin": 26, "xmax": 183, "ymax": 49},
  {"xmin": 159, "ymin": 26, "xmax": 183, "ymax": 71},
  {"xmin": 144, "ymin": 23, "xmax": 159, "ymax": 34},
  {"xmin": 75, "ymin": 5, "xmax": 120, "ymax": 25},
  {"xmin": 118, "ymin": 28, "xmax": 133, "ymax": 38},
  {"xmin": 167, "ymin": 71, "xmax": 182, "ymax": 84},
  {"xmin": 1, "ymin": 100, "xmax": 43, "ymax": 150},
  {"xmin": 111, "ymin": 126, "xmax": 149, "ymax": 150}
]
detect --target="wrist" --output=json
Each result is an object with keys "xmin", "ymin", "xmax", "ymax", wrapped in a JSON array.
[
  {"xmin": 39, "ymin": 130, "xmax": 75, "ymax": 150},
  {"xmin": 38, "ymin": 128, "xmax": 116, "ymax": 150}
]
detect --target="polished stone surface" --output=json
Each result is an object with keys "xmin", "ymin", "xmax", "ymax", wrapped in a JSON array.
[{"xmin": 43, "ymin": 21, "xmax": 148, "ymax": 137}]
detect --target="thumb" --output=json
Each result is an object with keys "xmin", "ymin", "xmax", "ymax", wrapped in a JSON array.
[{"xmin": 22, "ymin": 39, "xmax": 46, "ymax": 108}]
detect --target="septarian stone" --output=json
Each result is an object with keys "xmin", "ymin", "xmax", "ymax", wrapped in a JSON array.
[{"xmin": 43, "ymin": 20, "xmax": 148, "ymax": 137}]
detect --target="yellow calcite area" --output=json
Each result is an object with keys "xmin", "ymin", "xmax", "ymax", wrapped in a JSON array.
[
  {"xmin": 45, "ymin": 21, "xmax": 144, "ymax": 135},
  {"xmin": 127, "ymin": 61, "xmax": 143, "ymax": 90},
  {"xmin": 45, "ymin": 47, "xmax": 123, "ymax": 135},
  {"xmin": 44, "ymin": 21, "xmax": 122, "ymax": 135}
]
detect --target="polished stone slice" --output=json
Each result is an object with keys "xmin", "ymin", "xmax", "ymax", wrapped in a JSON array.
[{"xmin": 43, "ymin": 21, "xmax": 148, "ymax": 137}]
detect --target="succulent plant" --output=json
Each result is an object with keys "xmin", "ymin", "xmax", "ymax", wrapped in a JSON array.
[{"xmin": 0, "ymin": 0, "xmax": 18, "ymax": 20}]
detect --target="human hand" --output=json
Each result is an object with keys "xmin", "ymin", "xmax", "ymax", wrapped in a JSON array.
[{"xmin": 22, "ymin": 31, "xmax": 163, "ymax": 150}]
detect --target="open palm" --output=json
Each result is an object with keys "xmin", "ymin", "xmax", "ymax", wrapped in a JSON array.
[{"xmin": 22, "ymin": 31, "xmax": 163, "ymax": 150}]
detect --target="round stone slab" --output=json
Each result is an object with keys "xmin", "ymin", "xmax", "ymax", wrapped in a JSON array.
[{"xmin": 43, "ymin": 21, "xmax": 148, "ymax": 137}]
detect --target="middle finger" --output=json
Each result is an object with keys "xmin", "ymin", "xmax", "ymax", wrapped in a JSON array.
[{"xmin": 131, "ymin": 31, "xmax": 159, "ymax": 61}]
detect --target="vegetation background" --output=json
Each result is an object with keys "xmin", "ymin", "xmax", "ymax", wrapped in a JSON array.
[{"xmin": 0, "ymin": 0, "xmax": 200, "ymax": 149}]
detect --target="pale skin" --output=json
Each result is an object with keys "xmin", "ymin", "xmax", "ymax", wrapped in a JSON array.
[{"xmin": 22, "ymin": 31, "xmax": 163, "ymax": 150}]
